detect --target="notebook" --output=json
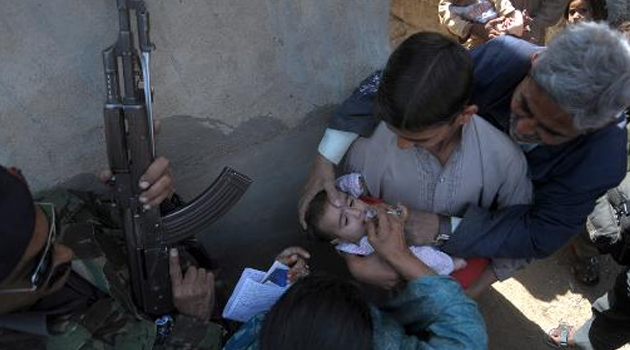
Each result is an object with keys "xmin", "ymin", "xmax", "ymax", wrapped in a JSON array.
[{"xmin": 222, "ymin": 261, "xmax": 290, "ymax": 322}]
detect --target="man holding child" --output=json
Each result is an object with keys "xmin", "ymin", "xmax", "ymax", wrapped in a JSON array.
[{"xmin": 299, "ymin": 22, "xmax": 630, "ymax": 292}]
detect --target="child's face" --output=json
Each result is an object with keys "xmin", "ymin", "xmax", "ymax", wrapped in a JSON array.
[
  {"xmin": 316, "ymin": 193, "xmax": 370, "ymax": 243},
  {"xmin": 567, "ymin": 0, "xmax": 593, "ymax": 24}
]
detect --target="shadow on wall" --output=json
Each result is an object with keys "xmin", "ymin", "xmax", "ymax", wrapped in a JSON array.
[
  {"xmin": 158, "ymin": 106, "xmax": 335, "ymax": 196},
  {"xmin": 157, "ymin": 109, "xmax": 348, "ymax": 286}
]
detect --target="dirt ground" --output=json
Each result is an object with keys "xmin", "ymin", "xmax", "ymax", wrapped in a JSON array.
[
  {"xmin": 387, "ymin": 1, "xmax": 629, "ymax": 348},
  {"xmin": 479, "ymin": 246, "xmax": 628, "ymax": 349}
]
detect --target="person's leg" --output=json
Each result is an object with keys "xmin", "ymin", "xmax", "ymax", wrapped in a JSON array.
[
  {"xmin": 588, "ymin": 268, "xmax": 630, "ymax": 350},
  {"xmin": 549, "ymin": 269, "xmax": 630, "ymax": 349},
  {"xmin": 573, "ymin": 316, "xmax": 596, "ymax": 350},
  {"xmin": 571, "ymin": 229, "xmax": 601, "ymax": 286}
]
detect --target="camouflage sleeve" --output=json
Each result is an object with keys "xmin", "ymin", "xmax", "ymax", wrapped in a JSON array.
[
  {"xmin": 34, "ymin": 188, "xmax": 121, "ymax": 229},
  {"xmin": 46, "ymin": 298, "xmax": 156, "ymax": 350},
  {"xmin": 158, "ymin": 315, "xmax": 224, "ymax": 350}
]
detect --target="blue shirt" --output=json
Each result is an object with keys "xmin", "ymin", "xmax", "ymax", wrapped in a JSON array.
[{"xmin": 223, "ymin": 275, "xmax": 487, "ymax": 350}]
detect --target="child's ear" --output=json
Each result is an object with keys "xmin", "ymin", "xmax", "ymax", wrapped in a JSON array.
[{"xmin": 457, "ymin": 105, "xmax": 477, "ymax": 125}]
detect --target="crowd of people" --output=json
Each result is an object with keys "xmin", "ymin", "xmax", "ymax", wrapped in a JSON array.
[{"xmin": 1, "ymin": 2, "xmax": 630, "ymax": 350}]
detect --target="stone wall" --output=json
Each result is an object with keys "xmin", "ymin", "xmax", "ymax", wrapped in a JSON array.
[
  {"xmin": 0, "ymin": 0, "xmax": 390, "ymax": 191},
  {"xmin": 390, "ymin": 0, "xmax": 452, "ymax": 47}
]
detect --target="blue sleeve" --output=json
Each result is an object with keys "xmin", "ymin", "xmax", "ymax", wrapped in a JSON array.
[
  {"xmin": 372, "ymin": 275, "xmax": 487, "ymax": 350},
  {"xmin": 444, "ymin": 122, "xmax": 628, "ymax": 259},
  {"xmin": 223, "ymin": 313, "xmax": 265, "ymax": 350},
  {"xmin": 328, "ymin": 71, "xmax": 382, "ymax": 137},
  {"xmin": 469, "ymin": 35, "xmax": 543, "ymax": 132}
]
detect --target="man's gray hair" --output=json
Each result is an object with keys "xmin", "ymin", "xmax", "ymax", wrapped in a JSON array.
[{"xmin": 531, "ymin": 22, "xmax": 630, "ymax": 131}]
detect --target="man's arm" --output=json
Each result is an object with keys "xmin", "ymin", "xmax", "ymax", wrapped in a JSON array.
[
  {"xmin": 298, "ymin": 72, "xmax": 383, "ymax": 227},
  {"xmin": 328, "ymin": 71, "xmax": 382, "ymax": 137},
  {"xmin": 444, "ymin": 125, "xmax": 627, "ymax": 259},
  {"xmin": 318, "ymin": 69, "xmax": 387, "ymax": 165},
  {"xmin": 407, "ymin": 192, "xmax": 606, "ymax": 260},
  {"xmin": 317, "ymin": 71, "xmax": 382, "ymax": 165},
  {"xmin": 445, "ymin": 189, "xmax": 609, "ymax": 259}
]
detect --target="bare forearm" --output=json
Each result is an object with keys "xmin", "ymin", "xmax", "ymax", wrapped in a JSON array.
[
  {"xmin": 386, "ymin": 250, "xmax": 435, "ymax": 281},
  {"xmin": 404, "ymin": 210, "xmax": 440, "ymax": 246}
]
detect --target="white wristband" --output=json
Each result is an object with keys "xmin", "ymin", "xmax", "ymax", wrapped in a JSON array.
[
  {"xmin": 451, "ymin": 217, "xmax": 462, "ymax": 232},
  {"xmin": 317, "ymin": 128, "xmax": 359, "ymax": 165}
]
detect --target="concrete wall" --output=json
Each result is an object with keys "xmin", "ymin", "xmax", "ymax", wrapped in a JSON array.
[{"xmin": 0, "ymin": 0, "xmax": 390, "ymax": 191}]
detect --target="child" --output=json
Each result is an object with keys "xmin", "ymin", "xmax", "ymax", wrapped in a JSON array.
[
  {"xmin": 438, "ymin": 0, "xmax": 525, "ymax": 48},
  {"xmin": 306, "ymin": 173, "xmax": 489, "ymax": 283},
  {"xmin": 564, "ymin": 0, "xmax": 607, "ymax": 25}
]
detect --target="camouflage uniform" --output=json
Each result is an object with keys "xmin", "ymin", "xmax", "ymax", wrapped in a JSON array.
[{"xmin": 0, "ymin": 190, "xmax": 223, "ymax": 350}]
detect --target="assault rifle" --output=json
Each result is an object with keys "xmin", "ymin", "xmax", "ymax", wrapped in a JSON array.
[{"xmin": 102, "ymin": 0, "xmax": 251, "ymax": 316}]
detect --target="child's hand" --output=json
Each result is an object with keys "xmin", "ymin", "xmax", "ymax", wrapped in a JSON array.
[
  {"xmin": 276, "ymin": 246, "xmax": 311, "ymax": 283},
  {"xmin": 343, "ymin": 253, "xmax": 401, "ymax": 290}
]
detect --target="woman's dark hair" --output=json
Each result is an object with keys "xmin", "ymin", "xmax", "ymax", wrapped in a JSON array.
[
  {"xmin": 564, "ymin": 0, "xmax": 608, "ymax": 21},
  {"xmin": 259, "ymin": 274, "xmax": 373, "ymax": 350},
  {"xmin": 376, "ymin": 32, "xmax": 473, "ymax": 132}
]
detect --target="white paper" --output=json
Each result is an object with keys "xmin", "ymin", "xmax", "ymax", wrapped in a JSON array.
[{"xmin": 222, "ymin": 268, "xmax": 289, "ymax": 323}]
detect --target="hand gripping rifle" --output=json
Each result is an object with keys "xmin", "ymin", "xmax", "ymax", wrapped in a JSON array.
[{"xmin": 102, "ymin": 0, "xmax": 251, "ymax": 316}]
